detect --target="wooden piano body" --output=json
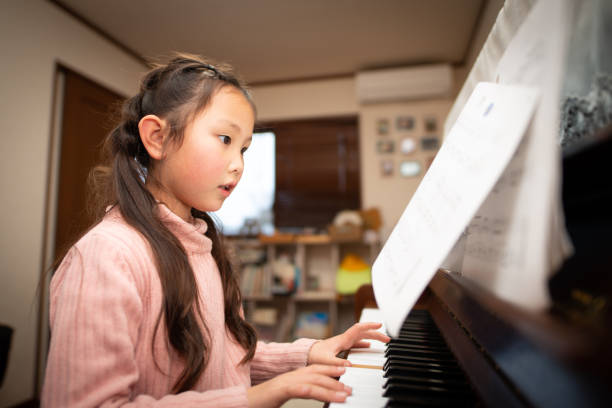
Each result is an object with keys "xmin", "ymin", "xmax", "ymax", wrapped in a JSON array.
[
  {"xmin": 414, "ymin": 270, "xmax": 609, "ymax": 407},
  {"xmin": 333, "ymin": 266, "xmax": 610, "ymax": 407}
]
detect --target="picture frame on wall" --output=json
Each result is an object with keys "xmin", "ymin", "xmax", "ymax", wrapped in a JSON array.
[
  {"xmin": 421, "ymin": 136, "xmax": 440, "ymax": 150},
  {"xmin": 377, "ymin": 139, "xmax": 395, "ymax": 153},
  {"xmin": 399, "ymin": 160, "xmax": 421, "ymax": 177},
  {"xmin": 381, "ymin": 159, "xmax": 394, "ymax": 177},
  {"xmin": 424, "ymin": 116, "xmax": 437, "ymax": 132},
  {"xmin": 400, "ymin": 137, "xmax": 417, "ymax": 154},
  {"xmin": 396, "ymin": 115, "xmax": 415, "ymax": 131},
  {"xmin": 376, "ymin": 118, "xmax": 389, "ymax": 135}
]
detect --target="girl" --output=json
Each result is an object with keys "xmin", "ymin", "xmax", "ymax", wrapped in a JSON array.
[{"xmin": 42, "ymin": 54, "xmax": 389, "ymax": 407}]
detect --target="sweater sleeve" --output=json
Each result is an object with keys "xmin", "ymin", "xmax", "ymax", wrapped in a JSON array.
[
  {"xmin": 250, "ymin": 338, "xmax": 318, "ymax": 384},
  {"xmin": 42, "ymin": 236, "xmax": 248, "ymax": 408}
]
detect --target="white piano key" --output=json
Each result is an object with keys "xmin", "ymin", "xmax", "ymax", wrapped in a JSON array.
[
  {"xmin": 330, "ymin": 308, "xmax": 388, "ymax": 407},
  {"xmin": 346, "ymin": 349, "xmax": 385, "ymax": 366},
  {"xmin": 357, "ymin": 307, "xmax": 389, "ymax": 352},
  {"xmin": 359, "ymin": 308, "xmax": 383, "ymax": 323},
  {"xmin": 331, "ymin": 367, "xmax": 387, "ymax": 408}
]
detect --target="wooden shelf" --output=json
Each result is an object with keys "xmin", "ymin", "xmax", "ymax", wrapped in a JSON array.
[
  {"xmin": 293, "ymin": 291, "xmax": 337, "ymax": 301},
  {"xmin": 257, "ymin": 233, "xmax": 367, "ymax": 245},
  {"xmin": 243, "ymin": 294, "xmax": 274, "ymax": 301},
  {"xmin": 232, "ymin": 236, "xmax": 380, "ymax": 341}
]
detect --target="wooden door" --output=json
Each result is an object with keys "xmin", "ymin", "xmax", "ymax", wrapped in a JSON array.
[{"xmin": 53, "ymin": 69, "xmax": 124, "ymax": 260}]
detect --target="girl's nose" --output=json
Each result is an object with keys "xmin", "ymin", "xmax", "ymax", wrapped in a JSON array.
[{"xmin": 229, "ymin": 154, "xmax": 244, "ymax": 175}]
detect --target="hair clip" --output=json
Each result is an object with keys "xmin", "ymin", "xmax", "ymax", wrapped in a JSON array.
[{"xmin": 201, "ymin": 63, "xmax": 228, "ymax": 81}]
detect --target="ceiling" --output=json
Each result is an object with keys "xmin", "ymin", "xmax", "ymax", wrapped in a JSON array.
[{"xmin": 53, "ymin": 0, "xmax": 486, "ymax": 85}]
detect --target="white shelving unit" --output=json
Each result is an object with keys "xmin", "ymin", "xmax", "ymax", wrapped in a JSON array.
[{"xmin": 232, "ymin": 235, "xmax": 379, "ymax": 342}]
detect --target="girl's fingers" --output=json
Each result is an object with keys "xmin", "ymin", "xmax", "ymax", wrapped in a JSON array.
[
  {"xmin": 314, "ymin": 356, "xmax": 350, "ymax": 366},
  {"xmin": 288, "ymin": 383, "xmax": 349, "ymax": 403},
  {"xmin": 325, "ymin": 356, "xmax": 351, "ymax": 366},
  {"xmin": 340, "ymin": 325, "xmax": 389, "ymax": 349},
  {"xmin": 353, "ymin": 340, "xmax": 371, "ymax": 348},
  {"xmin": 349, "ymin": 322, "xmax": 382, "ymax": 332},
  {"xmin": 307, "ymin": 364, "xmax": 347, "ymax": 376},
  {"xmin": 305, "ymin": 373, "xmax": 350, "ymax": 392},
  {"xmin": 359, "ymin": 331, "xmax": 391, "ymax": 342}
]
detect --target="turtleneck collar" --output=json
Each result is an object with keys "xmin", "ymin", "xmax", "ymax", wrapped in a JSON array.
[
  {"xmin": 154, "ymin": 203, "xmax": 213, "ymax": 254},
  {"xmin": 107, "ymin": 203, "xmax": 213, "ymax": 254}
]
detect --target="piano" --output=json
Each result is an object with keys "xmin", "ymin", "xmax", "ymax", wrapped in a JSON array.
[
  {"xmin": 329, "ymin": 130, "xmax": 612, "ymax": 407},
  {"xmin": 330, "ymin": 271, "xmax": 611, "ymax": 408}
]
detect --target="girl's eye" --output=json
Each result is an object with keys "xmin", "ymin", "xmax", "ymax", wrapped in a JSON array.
[
  {"xmin": 241, "ymin": 146, "xmax": 249, "ymax": 155},
  {"xmin": 218, "ymin": 135, "xmax": 231, "ymax": 145}
]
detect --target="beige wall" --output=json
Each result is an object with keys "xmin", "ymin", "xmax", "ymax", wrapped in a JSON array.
[
  {"xmin": 359, "ymin": 100, "xmax": 453, "ymax": 239},
  {"xmin": 252, "ymin": 77, "xmax": 359, "ymax": 121},
  {"xmin": 0, "ymin": 1, "xmax": 146, "ymax": 405}
]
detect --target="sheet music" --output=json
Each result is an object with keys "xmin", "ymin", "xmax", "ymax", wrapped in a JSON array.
[
  {"xmin": 372, "ymin": 83, "xmax": 539, "ymax": 337},
  {"xmin": 461, "ymin": 0, "xmax": 573, "ymax": 309}
]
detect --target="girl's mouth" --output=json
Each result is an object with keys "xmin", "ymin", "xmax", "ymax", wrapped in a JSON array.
[{"xmin": 219, "ymin": 183, "xmax": 235, "ymax": 196}]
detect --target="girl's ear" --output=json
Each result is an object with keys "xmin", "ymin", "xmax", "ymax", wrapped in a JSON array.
[{"xmin": 138, "ymin": 115, "xmax": 168, "ymax": 160}]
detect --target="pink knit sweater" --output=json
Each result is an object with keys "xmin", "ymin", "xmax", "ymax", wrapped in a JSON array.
[{"xmin": 42, "ymin": 205, "xmax": 315, "ymax": 407}]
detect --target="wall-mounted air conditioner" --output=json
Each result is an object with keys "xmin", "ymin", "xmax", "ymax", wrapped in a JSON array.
[{"xmin": 355, "ymin": 64, "xmax": 453, "ymax": 103}]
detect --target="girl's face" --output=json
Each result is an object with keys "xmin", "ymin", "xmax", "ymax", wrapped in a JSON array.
[{"xmin": 153, "ymin": 86, "xmax": 255, "ymax": 221}]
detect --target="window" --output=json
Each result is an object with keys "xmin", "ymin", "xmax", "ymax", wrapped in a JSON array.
[{"xmin": 214, "ymin": 132, "xmax": 275, "ymax": 235}]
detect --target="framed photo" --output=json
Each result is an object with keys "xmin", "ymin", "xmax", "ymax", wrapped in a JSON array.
[
  {"xmin": 421, "ymin": 136, "xmax": 440, "ymax": 150},
  {"xmin": 396, "ymin": 115, "xmax": 415, "ymax": 131},
  {"xmin": 381, "ymin": 159, "xmax": 394, "ymax": 177},
  {"xmin": 400, "ymin": 137, "xmax": 417, "ymax": 154},
  {"xmin": 424, "ymin": 116, "xmax": 437, "ymax": 132},
  {"xmin": 377, "ymin": 139, "xmax": 395, "ymax": 153},
  {"xmin": 376, "ymin": 118, "xmax": 389, "ymax": 135},
  {"xmin": 399, "ymin": 160, "xmax": 421, "ymax": 177}
]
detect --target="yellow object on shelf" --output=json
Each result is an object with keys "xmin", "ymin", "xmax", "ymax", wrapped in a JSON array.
[
  {"xmin": 336, "ymin": 253, "xmax": 371, "ymax": 295},
  {"xmin": 340, "ymin": 253, "xmax": 370, "ymax": 271}
]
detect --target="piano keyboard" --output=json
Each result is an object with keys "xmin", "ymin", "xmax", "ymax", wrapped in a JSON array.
[{"xmin": 330, "ymin": 308, "xmax": 477, "ymax": 407}]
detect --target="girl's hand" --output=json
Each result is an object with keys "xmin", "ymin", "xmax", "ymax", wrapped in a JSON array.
[
  {"xmin": 307, "ymin": 322, "xmax": 391, "ymax": 366},
  {"xmin": 246, "ymin": 364, "xmax": 351, "ymax": 408}
]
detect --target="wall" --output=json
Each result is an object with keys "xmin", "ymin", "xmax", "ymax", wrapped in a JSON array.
[
  {"xmin": 359, "ymin": 100, "xmax": 453, "ymax": 239},
  {"xmin": 253, "ymin": 81, "xmax": 453, "ymax": 241},
  {"xmin": 252, "ymin": 77, "xmax": 359, "ymax": 121},
  {"xmin": 0, "ymin": 1, "xmax": 146, "ymax": 405}
]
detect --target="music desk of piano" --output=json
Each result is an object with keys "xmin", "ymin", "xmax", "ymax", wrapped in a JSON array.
[{"xmin": 326, "ymin": 270, "xmax": 611, "ymax": 408}]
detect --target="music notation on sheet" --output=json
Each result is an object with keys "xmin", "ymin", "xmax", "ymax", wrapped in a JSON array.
[
  {"xmin": 460, "ymin": 0, "xmax": 574, "ymax": 308},
  {"xmin": 372, "ymin": 82, "xmax": 539, "ymax": 337}
]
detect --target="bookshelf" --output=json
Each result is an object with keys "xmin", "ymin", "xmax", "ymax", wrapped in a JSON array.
[{"xmin": 229, "ymin": 234, "xmax": 379, "ymax": 342}]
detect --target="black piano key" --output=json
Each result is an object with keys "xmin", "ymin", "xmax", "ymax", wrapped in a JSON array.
[
  {"xmin": 384, "ymin": 362, "xmax": 466, "ymax": 379},
  {"xmin": 383, "ymin": 357, "xmax": 462, "ymax": 372},
  {"xmin": 385, "ymin": 346, "xmax": 456, "ymax": 361},
  {"xmin": 383, "ymin": 379, "xmax": 475, "ymax": 400},
  {"xmin": 383, "ymin": 353, "xmax": 461, "ymax": 368},
  {"xmin": 381, "ymin": 310, "xmax": 478, "ymax": 407},
  {"xmin": 387, "ymin": 342, "xmax": 450, "ymax": 353},
  {"xmin": 383, "ymin": 372, "xmax": 470, "ymax": 389}
]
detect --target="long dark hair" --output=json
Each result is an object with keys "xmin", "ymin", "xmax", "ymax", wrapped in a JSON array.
[{"xmin": 88, "ymin": 54, "xmax": 257, "ymax": 392}]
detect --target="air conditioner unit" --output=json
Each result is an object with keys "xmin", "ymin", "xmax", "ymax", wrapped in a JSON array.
[{"xmin": 355, "ymin": 64, "xmax": 453, "ymax": 103}]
